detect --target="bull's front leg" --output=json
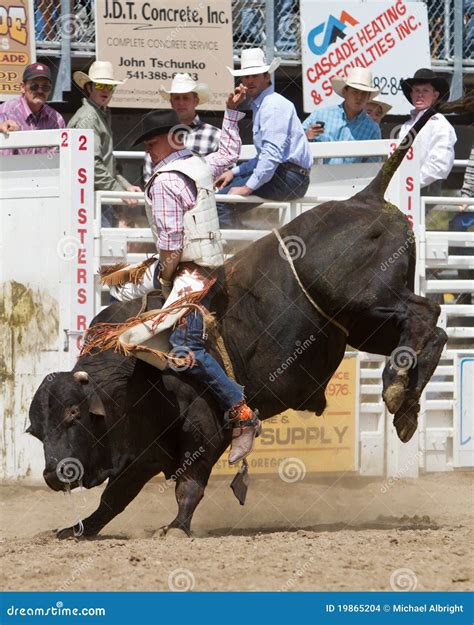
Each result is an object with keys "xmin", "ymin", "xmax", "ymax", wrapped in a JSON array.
[{"xmin": 56, "ymin": 464, "xmax": 158, "ymax": 539}]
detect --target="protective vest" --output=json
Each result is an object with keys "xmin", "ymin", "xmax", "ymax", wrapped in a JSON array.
[{"xmin": 144, "ymin": 155, "xmax": 224, "ymax": 268}]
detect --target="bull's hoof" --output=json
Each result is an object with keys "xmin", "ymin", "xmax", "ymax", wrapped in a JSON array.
[
  {"xmin": 56, "ymin": 524, "xmax": 91, "ymax": 540},
  {"xmin": 156, "ymin": 525, "xmax": 190, "ymax": 539},
  {"xmin": 393, "ymin": 402, "xmax": 420, "ymax": 443},
  {"xmin": 383, "ymin": 374, "xmax": 408, "ymax": 414},
  {"xmin": 56, "ymin": 526, "xmax": 78, "ymax": 540}
]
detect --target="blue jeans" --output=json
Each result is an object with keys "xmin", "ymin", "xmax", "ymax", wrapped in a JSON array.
[
  {"xmin": 169, "ymin": 306, "xmax": 244, "ymax": 410},
  {"xmin": 217, "ymin": 164, "xmax": 310, "ymax": 228}
]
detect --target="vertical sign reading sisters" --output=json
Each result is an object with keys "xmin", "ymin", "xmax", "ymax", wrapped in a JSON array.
[
  {"xmin": 0, "ymin": 0, "xmax": 35, "ymax": 101},
  {"xmin": 300, "ymin": 0, "xmax": 430, "ymax": 115},
  {"xmin": 95, "ymin": 0, "xmax": 234, "ymax": 110}
]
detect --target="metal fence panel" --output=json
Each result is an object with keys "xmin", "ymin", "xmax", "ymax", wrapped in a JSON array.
[{"xmin": 33, "ymin": 0, "xmax": 471, "ymax": 63}]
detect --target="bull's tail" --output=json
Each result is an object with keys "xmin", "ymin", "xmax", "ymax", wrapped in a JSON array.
[
  {"xmin": 362, "ymin": 106, "xmax": 438, "ymax": 199},
  {"xmin": 438, "ymin": 94, "xmax": 474, "ymax": 114}
]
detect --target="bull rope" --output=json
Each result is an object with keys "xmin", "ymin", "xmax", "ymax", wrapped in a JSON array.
[{"xmin": 272, "ymin": 229, "xmax": 349, "ymax": 337}]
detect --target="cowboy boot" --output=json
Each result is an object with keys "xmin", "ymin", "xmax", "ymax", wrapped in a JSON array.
[{"xmin": 228, "ymin": 401, "xmax": 262, "ymax": 465}]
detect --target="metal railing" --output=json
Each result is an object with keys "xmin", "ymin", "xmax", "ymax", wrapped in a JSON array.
[{"xmin": 35, "ymin": 0, "xmax": 473, "ymax": 66}]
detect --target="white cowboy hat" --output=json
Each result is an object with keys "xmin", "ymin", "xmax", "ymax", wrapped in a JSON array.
[
  {"xmin": 227, "ymin": 48, "xmax": 281, "ymax": 77},
  {"xmin": 331, "ymin": 67, "xmax": 379, "ymax": 98},
  {"xmin": 73, "ymin": 61, "xmax": 126, "ymax": 90},
  {"xmin": 367, "ymin": 95, "xmax": 392, "ymax": 116},
  {"xmin": 159, "ymin": 73, "xmax": 210, "ymax": 105}
]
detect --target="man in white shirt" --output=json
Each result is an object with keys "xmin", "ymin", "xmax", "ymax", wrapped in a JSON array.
[{"xmin": 400, "ymin": 68, "xmax": 457, "ymax": 195}]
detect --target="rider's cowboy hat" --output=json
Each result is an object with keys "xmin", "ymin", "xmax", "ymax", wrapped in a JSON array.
[
  {"xmin": 367, "ymin": 95, "xmax": 392, "ymax": 116},
  {"xmin": 73, "ymin": 61, "xmax": 126, "ymax": 89},
  {"xmin": 331, "ymin": 67, "xmax": 379, "ymax": 98},
  {"xmin": 401, "ymin": 68, "xmax": 450, "ymax": 103},
  {"xmin": 159, "ymin": 73, "xmax": 211, "ymax": 105},
  {"xmin": 131, "ymin": 109, "xmax": 181, "ymax": 146},
  {"xmin": 227, "ymin": 48, "xmax": 281, "ymax": 77}
]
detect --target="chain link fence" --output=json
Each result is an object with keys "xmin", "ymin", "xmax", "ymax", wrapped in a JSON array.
[{"xmin": 34, "ymin": 0, "xmax": 473, "ymax": 62}]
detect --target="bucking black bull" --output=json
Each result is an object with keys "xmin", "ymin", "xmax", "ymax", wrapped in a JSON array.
[{"xmin": 28, "ymin": 108, "xmax": 447, "ymax": 538}]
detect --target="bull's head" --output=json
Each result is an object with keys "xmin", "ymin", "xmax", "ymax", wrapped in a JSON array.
[{"xmin": 28, "ymin": 370, "xmax": 111, "ymax": 491}]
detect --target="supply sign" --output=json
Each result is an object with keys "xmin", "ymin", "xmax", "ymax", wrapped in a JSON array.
[{"xmin": 213, "ymin": 354, "xmax": 359, "ymax": 477}]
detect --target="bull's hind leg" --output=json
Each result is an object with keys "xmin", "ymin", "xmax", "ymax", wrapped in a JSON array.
[
  {"xmin": 158, "ymin": 472, "xmax": 212, "ymax": 538},
  {"xmin": 348, "ymin": 292, "xmax": 446, "ymax": 443},
  {"xmin": 392, "ymin": 326, "xmax": 447, "ymax": 442},
  {"xmin": 158, "ymin": 476, "xmax": 207, "ymax": 538},
  {"xmin": 382, "ymin": 294, "xmax": 443, "ymax": 417}
]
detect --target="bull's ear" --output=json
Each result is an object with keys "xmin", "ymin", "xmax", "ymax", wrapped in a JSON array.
[
  {"xmin": 25, "ymin": 425, "xmax": 33, "ymax": 434},
  {"xmin": 74, "ymin": 371, "xmax": 89, "ymax": 384}
]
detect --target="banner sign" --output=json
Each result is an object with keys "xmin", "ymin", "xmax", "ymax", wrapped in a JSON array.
[
  {"xmin": 300, "ymin": 0, "xmax": 430, "ymax": 115},
  {"xmin": 95, "ymin": 0, "xmax": 234, "ymax": 110},
  {"xmin": 0, "ymin": 0, "xmax": 35, "ymax": 101},
  {"xmin": 212, "ymin": 355, "xmax": 359, "ymax": 476}
]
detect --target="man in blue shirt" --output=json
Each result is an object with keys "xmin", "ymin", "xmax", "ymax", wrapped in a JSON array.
[
  {"xmin": 215, "ymin": 48, "xmax": 312, "ymax": 228},
  {"xmin": 302, "ymin": 67, "xmax": 381, "ymax": 165}
]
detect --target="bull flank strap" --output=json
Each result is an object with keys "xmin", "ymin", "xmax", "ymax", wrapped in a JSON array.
[{"xmin": 273, "ymin": 229, "xmax": 349, "ymax": 337}]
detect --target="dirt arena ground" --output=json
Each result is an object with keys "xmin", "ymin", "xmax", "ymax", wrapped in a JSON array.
[{"xmin": 1, "ymin": 471, "xmax": 472, "ymax": 592}]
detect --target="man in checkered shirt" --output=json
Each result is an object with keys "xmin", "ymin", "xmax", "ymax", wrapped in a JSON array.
[{"xmin": 143, "ymin": 73, "xmax": 220, "ymax": 184}]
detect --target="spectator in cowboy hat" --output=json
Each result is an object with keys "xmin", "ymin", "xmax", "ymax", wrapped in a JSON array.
[
  {"xmin": 0, "ymin": 62, "xmax": 65, "ymax": 155},
  {"xmin": 399, "ymin": 68, "xmax": 456, "ymax": 195},
  {"xmin": 68, "ymin": 60, "xmax": 141, "ymax": 210},
  {"xmin": 143, "ymin": 73, "xmax": 221, "ymax": 184},
  {"xmin": 302, "ymin": 67, "xmax": 381, "ymax": 164},
  {"xmin": 215, "ymin": 48, "xmax": 312, "ymax": 229},
  {"xmin": 365, "ymin": 96, "xmax": 392, "ymax": 126}
]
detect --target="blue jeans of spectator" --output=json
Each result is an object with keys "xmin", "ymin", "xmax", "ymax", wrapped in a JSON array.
[
  {"xmin": 216, "ymin": 164, "xmax": 310, "ymax": 228},
  {"xmin": 169, "ymin": 304, "xmax": 244, "ymax": 410}
]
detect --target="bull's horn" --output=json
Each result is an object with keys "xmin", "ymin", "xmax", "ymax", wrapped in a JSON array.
[{"xmin": 73, "ymin": 371, "xmax": 89, "ymax": 384}]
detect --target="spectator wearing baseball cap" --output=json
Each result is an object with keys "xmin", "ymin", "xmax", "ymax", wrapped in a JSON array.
[{"xmin": 0, "ymin": 62, "xmax": 65, "ymax": 155}]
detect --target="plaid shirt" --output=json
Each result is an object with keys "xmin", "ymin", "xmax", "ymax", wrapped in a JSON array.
[
  {"xmin": 0, "ymin": 96, "xmax": 65, "ymax": 155},
  {"xmin": 302, "ymin": 103, "xmax": 381, "ymax": 164},
  {"xmin": 149, "ymin": 109, "xmax": 244, "ymax": 251},
  {"xmin": 143, "ymin": 115, "xmax": 221, "ymax": 183}
]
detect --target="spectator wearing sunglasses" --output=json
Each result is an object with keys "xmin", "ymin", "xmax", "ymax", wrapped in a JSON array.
[
  {"xmin": 68, "ymin": 61, "xmax": 141, "ymax": 207},
  {"xmin": 0, "ymin": 62, "xmax": 65, "ymax": 155}
]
